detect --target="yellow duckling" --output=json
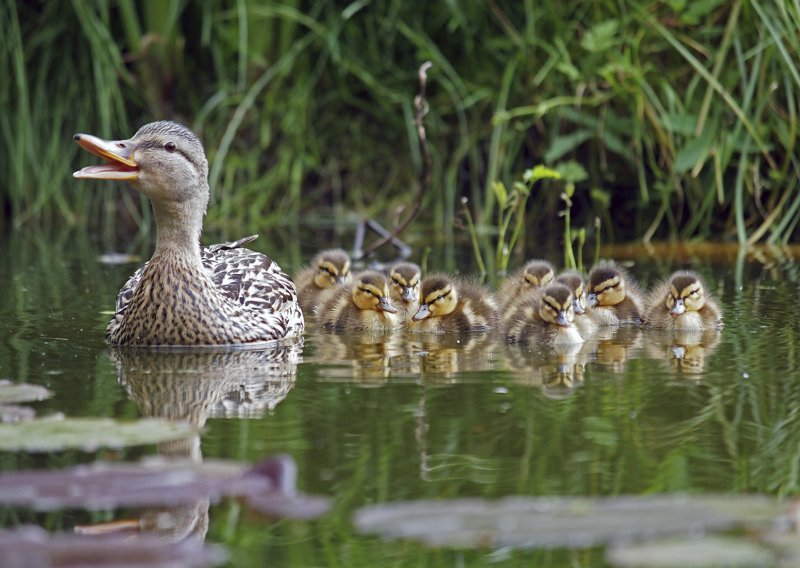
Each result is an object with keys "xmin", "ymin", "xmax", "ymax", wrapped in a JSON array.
[
  {"xmin": 644, "ymin": 270, "xmax": 723, "ymax": 331},
  {"xmin": 586, "ymin": 263, "xmax": 644, "ymax": 325},
  {"xmin": 504, "ymin": 284, "xmax": 584, "ymax": 345},
  {"xmin": 497, "ymin": 259, "xmax": 556, "ymax": 318},
  {"xmin": 555, "ymin": 270, "xmax": 595, "ymax": 338},
  {"xmin": 294, "ymin": 249, "xmax": 352, "ymax": 313},
  {"xmin": 408, "ymin": 275, "xmax": 499, "ymax": 333},
  {"xmin": 315, "ymin": 271, "xmax": 400, "ymax": 332},
  {"xmin": 388, "ymin": 262, "xmax": 422, "ymax": 324}
]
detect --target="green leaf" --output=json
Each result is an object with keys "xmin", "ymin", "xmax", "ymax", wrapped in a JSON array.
[
  {"xmin": 674, "ymin": 128, "xmax": 715, "ymax": 174},
  {"xmin": 544, "ymin": 130, "xmax": 593, "ymax": 162},
  {"xmin": 523, "ymin": 165, "xmax": 561, "ymax": 184},
  {"xmin": 581, "ymin": 20, "xmax": 620, "ymax": 53},
  {"xmin": 492, "ymin": 181, "xmax": 508, "ymax": 209},
  {"xmin": 555, "ymin": 161, "xmax": 588, "ymax": 184},
  {"xmin": 0, "ymin": 417, "xmax": 199, "ymax": 452}
]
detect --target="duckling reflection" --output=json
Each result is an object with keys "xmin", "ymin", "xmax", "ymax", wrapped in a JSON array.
[
  {"xmin": 643, "ymin": 329, "xmax": 721, "ymax": 377},
  {"xmin": 81, "ymin": 341, "xmax": 301, "ymax": 542},
  {"xmin": 586, "ymin": 325, "xmax": 643, "ymax": 373},
  {"xmin": 503, "ymin": 342, "xmax": 586, "ymax": 398},
  {"xmin": 310, "ymin": 332, "xmax": 413, "ymax": 383},
  {"xmin": 408, "ymin": 333, "xmax": 500, "ymax": 380}
]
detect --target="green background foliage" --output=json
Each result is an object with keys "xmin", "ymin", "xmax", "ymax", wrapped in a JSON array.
[{"xmin": 2, "ymin": 0, "xmax": 799, "ymax": 245}]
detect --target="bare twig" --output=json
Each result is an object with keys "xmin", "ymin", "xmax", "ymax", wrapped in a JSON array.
[{"xmin": 355, "ymin": 61, "xmax": 433, "ymax": 261}]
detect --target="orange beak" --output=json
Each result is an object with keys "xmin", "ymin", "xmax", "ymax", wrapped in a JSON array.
[{"xmin": 73, "ymin": 133, "xmax": 140, "ymax": 181}]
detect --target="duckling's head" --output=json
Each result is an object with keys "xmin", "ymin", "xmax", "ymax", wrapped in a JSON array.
[
  {"xmin": 351, "ymin": 272, "xmax": 397, "ymax": 313},
  {"xmin": 313, "ymin": 249, "xmax": 351, "ymax": 289},
  {"xmin": 413, "ymin": 276, "xmax": 458, "ymax": 321},
  {"xmin": 538, "ymin": 284, "xmax": 576, "ymax": 327},
  {"xmin": 389, "ymin": 262, "xmax": 422, "ymax": 304},
  {"xmin": 521, "ymin": 260, "xmax": 555, "ymax": 288},
  {"xmin": 74, "ymin": 121, "xmax": 209, "ymax": 206},
  {"xmin": 666, "ymin": 271, "xmax": 706, "ymax": 316},
  {"xmin": 587, "ymin": 265, "xmax": 626, "ymax": 308},
  {"xmin": 555, "ymin": 271, "xmax": 586, "ymax": 315}
]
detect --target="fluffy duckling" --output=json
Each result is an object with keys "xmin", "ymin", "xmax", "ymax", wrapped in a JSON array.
[
  {"xmin": 555, "ymin": 270, "xmax": 595, "ymax": 338},
  {"xmin": 408, "ymin": 275, "xmax": 499, "ymax": 333},
  {"xmin": 586, "ymin": 263, "xmax": 644, "ymax": 325},
  {"xmin": 294, "ymin": 249, "xmax": 352, "ymax": 313},
  {"xmin": 497, "ymin": 259, "xmax": 556, "ymax": 318},
  {"xmin": 504, "ymin": 284, "xmax": 584, "ymax": 345},
  {"xmin": 315, "ymin": 271, "xmax": 400, "ymax": 332},
  {"xmin": 644, "ymin": 270, "xmax": 723, "ymax": 331},
  {"xmin": 388, "ymin": 262, "xmax": 422, "ymax": 324}
]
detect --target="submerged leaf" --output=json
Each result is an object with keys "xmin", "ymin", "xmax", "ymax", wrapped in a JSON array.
[
  {"xmin": 0, "ymin": 417, "xmax": 198, "ymax": 452},
  {"xmin": 0, "ymin": 380, "xmax": 53, "ymax": 404},
  {"xmin": 353, "ymin": 495, "xmax": 779, "ymax": 550}
]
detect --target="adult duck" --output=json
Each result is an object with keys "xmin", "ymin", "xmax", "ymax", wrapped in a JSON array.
[{"xmin": 74, "ymin": 120, "xmax": 304, "ymax": 346}]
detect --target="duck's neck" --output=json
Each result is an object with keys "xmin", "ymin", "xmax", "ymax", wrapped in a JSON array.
[{"xmin": 150, "ymin": 195, "xmax": 207, "ymax": 265}]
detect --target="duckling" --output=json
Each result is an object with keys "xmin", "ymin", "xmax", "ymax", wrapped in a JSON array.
[
  {"xmin": 315, "ymin": 271, "xmax": 401, "ymax": 332},
  {"xmin": 294, "ymin": 249, "xmax": 352, "ymax": 313},
  {"xmin": 497, "ymin": 259, "xmax": 556, "ymax": 318},
  {"xmin": 408, "ymin": 275, "xmax": 499, "ymax": 333},
  {"xmin": 644, "ymin": 270, "xmax": 723, "ymax": 331},
  {"xmin": 585, "ymin": 263, "xmax": 644, "ymax": 325},
  {"xmin": 73, "ymin": 120, "xmax": 303, "ymax": 346},
  {"xmin": 504, "ymin": 284, "xmax": 584, "ymax": 345},
  {"xmin": 555, "ymin": 270, "xmax": 596, "ymax": 338},
  {"xmin": 388, "ymin": 262, "xmax": 422, "ymax": 324}
]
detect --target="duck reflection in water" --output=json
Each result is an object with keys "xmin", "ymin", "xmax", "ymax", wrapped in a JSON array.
[
  {"xmin": 643, "ymin": 329, "xmax": 721, "ymax": 378},
  {"xmin": 586, "ymin": 325, "xmax": 643, "ymax": 374},
  {"xmin": 76, "ymin": 341, "xmax": 301, "ymax": 542},
  {"xmin": 310, "ymin": 332, "xmax": 410, "ymax": 383},
  {"xmin": 504, "ymin": 342, "xmax": 587, "ymax": 398}
]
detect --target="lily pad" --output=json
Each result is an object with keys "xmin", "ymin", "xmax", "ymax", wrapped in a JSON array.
[
  {"xmin": 0, "ymin": 525, "xmax": 225, "ymax": 568},
  {"xmin": 0, "ymin": 417, "xmax": 198, "ymax": 452},
  {"xmin": 0, "ymin": 455, "xmax": 331, "ymax": 519},
  {"xmin": 0, "ymin": 380, "xmax": 52, "ymax": 404},
  {"xmin": 606, "ymin": 536, "xmax": 774, "ymax": 568},
  {"xmin": 353, "ymin": 495, "xmax": 780, "ymax": 550}
]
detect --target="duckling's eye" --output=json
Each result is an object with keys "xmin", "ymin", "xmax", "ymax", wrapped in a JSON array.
[
  {"xmin": 164, "ymin": 141, "xmax": 177, "ymax": 152},
  {"xmin": 437, "ymin": 294, "xmax": 444, "ymax": 301},
  {"xmin": 392, "ymin": 278, "xmax": 402, "ymax": 286}
]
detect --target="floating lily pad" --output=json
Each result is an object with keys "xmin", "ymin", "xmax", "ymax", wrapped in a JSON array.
[
  {"xmin": 606, "ymin": 536, "xmax": 774, "ymax": 568},
  {"xmin": 0, "ymin": 455, "xmax": 331, "ymax": 519},
  {"xmin": 0, "ymin": 380, "xmax": 52, "ymax": 404},
  {"xmin": 0, "ymin": 525, "xmax": 225, "ymax": 568},
  {"xmin": 353, "ymin": 495, "xmax": 780, "ymax": 550},
  {"xmin": 0, "ymin": 417, "xmax": 198, "ymax": 452}
]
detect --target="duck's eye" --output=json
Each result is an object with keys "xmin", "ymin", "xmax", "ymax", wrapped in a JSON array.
[
  {"xmin": 164, "ymin": 141, "xmax": 177, "ymax": 152},
  {"xmin": 393, "ymin": 278, "xmax": 401, "ymax": 286}
]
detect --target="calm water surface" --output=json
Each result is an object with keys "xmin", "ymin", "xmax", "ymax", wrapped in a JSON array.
[{"xmin": 1, "ymin": 228, "xmax": 800, "ymax": 566}]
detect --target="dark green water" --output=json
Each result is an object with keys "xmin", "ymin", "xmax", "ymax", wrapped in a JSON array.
[{"xmin": 1, "ymin": 227, "xmax": 800, "ymax": 567}]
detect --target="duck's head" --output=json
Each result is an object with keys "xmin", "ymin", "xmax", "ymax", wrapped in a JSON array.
[
  {"xmin": 351, "ymin": 272, "xmax": 397, "ymax": 313},
  {"xmin": 555, "ymin": 271, "xmax": 587, "ymax": 315},
  {"xmin": 586, "ymin": 265, "xmax": 626, "ymax": 308},
  {"xmin": 74, "ymin": 121, "xmax": 209, "ymax": 206},
  {"xmin": 666, "ymin": 271, "xmax": 706, "ymax": 316},
  {"xmin": 538, "ymin": 284, "xmax": 575, "ymax": 327},
  {"xmin": 413, "ymin": 276, "xmax": 458, "ymax": 321},
  {"xmin": 313, "ymin": 249, "xmax": 351, "ymax": 289},
  {"xmin": 521, "ymin": 260, "xmax": 555, "ymax": 288},
  {"xmin": 389, "ymin": 262, "xmax": 421, "ymax": 304}
]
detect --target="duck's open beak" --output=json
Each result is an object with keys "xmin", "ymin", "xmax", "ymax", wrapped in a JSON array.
[{"xmin": 73, "ymin": 133, "xmax": 139, "ymax": 181}]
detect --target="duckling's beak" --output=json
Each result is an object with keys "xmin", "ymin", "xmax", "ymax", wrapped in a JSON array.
[
  {"xmin": 379, "ymin": 297, "xmax": 397, "ymax": 313},
  {"xmin": 401, "ymin": 286, "xmax": 417, "ymax": 303},
  {"xmin": 586, "ymin": 293, "xmax": 598, "ymax": 308},
  {"xmin": 336, "ymin": 274, "xmax": 347, "ymax": 285},
  {"xmin": 555, "ymin": 311, "xmax": 571, "ymax": 327},
  {"xmin": 573, "ymin": 298, "xmax": 585, "ymax": 315},
  {"xmin": 73, "ymin": 133, "xmax": 139, "ymax": 181},
  {"xmin": 412, "ymin": 304, "xmax": 430, "ymax": 321},
  {"xmin": 670, "ymin": 299, "xmax": 686, "ymax": 316}
]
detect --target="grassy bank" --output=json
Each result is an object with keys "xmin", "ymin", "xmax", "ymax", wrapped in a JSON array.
[{"xmin": 2, "ymin": 0, "xmax": 799, "ymax": 250}]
